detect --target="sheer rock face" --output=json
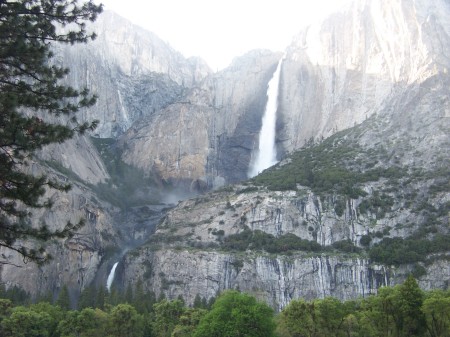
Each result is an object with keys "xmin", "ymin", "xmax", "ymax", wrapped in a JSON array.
[
  {"xmin": 123, "ymin": 249, "xmax": 391, "ymax": 312},
  {"xmin": 119, "ymin": 50, "xmax": 282, "ymax": 189},
  {"xmin": 125, "ymin": 249, "xmax": 448, "ymax": 312},
  {"xmin": 0, "ymin": 165, "xmax": 120, "ymax": 297},
  {"xmin": 124, "ymin": 250, "xmax": 448, "ymax": 313},
  {"xmin": 277, "ymin": 0, "xmax": 450, "ymax": 153},
  {"xmin": 211, "ymin": 51, "xmax": 283, "ymax": 184},
  {"xmin": 119, "ymin": 0, "xmax": 450, "ymax": 187},
  {"xmin": 37, "ymin": 134, "xmax": 110, "ymax": 185},
  {"xmin": 54, "ymin": 10, "xmax": 211, "ymax": 138}
]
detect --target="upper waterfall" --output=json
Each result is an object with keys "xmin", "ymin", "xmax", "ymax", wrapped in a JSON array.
[{"xmin": 248, "ymin": 59, "xmax": 283, "ymax": 178}]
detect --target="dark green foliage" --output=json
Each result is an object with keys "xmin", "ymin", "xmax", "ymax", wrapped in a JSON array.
[
  {"xmin": 334, "ymin": 197, "xmax": 346, "ymax": 216},
  {"xmin": 172, "ymin": 307, "xmax": 207, "ymax": 337},
  {"xmin": 358, "ymin": 191, "xmax": 394, "ymax": 218},
  {"xmin": 57, "ymin": 307, "xmax": 109, "ymax": 337},
  {"xmin": 28, "ymin": 302, "xmax": 64, "ymax": 337},
  {"xmin": 95, "ymin": 286, "xmax": 107, "ymax": 310},
  {"xmin": 222, "ymin": 229, "xmax": 323, "ymax": 254},
  {"xmin": 1, "ymin": 306, "xmax": 54, "ymax": 337},
  {"xmin": 78, "ymin": 284, "xmax": 96, "ymax": 309},
  {"xmin": 193, "ymin": 294, "xmax": 204, "ymax": 309},
  {"xmin": 220, "ymin": 229, "xmax": 363, "ymax": 255},
  {"xmin": 194, "ymin": 290, "xmax": 276, "ymax": 337},
  {"xmin": 358, "ymin": 277, "xmax": 425, "ymax": 337},
  {"xmin": 277, "ymin": 276, "xmax": 445, "ymax": 337},
  {"xmin": 211, "ymin": 229, "xmax": 225, "ymax": 236},
  {"xmin": 423, "ymin": 289, "xmax": 450, "ymax": 337},
  {"xmin": 411, "ymin": 264, "xmax": 427, "ymax": 279},
  {"xmin": 0, "ymin": 0, "xmax": 102, "ymax": 265},
  {"xmin": 152, "ymin": 299, "xmax": 184, "ymax": 337},
  {"xmin": 236, "ymin": 186, "xmax": 259, "ymax": 194},
  {"xmin": 110, "ymin": 304, "xmax": 144, "ymax": 337},
  {"xmin": 276, "ymin": 298, "xmax": 317, "ymax": 336},
  {"xmin": 251, "ymin": 130, "xmax": 402, "ymax": 198},
  {"xmin": 397, "ymin": 275, "xmax": 426, "ymax": 336},
  {"xmin": 0, "ymin": 284, "xmax": 30, "ymax": 305},
  {"xmin": 55, "ymin": 285, "xmax": 70, "ymax": 311},
  {"xmin": 359, "ymin": 234, "xmax": 372, "ymax": 247},
  {"xmin": 222, "ymin": 228, "xmax": 253, "ymax": 251},
  {"xmin": 368, "ymin": 234, "xmax": 450, "ymax": 265},
  {"xmin": 331, "ymin": 239, "xmax": 361, "ymax": 253},
  {"xmin": 133, "ymin": 280, "xmax": 156, "ymax": 314},
  {"xmin": 0, "ymin": 277, "xmax": 449, "ymax": 337}
]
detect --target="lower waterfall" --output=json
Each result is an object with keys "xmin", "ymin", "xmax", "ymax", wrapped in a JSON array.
[
  {"xmin": 106, "ymin": 262, "xmax": 118, "ymax": 291},
  {"xmin": 248, "ymin": 58, "xmax": 283, "ymax": 178}
]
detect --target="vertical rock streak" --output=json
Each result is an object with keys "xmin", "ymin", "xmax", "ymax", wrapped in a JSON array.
[{"xmin": 249, "ymin": 59, "xmax": 283, "ymax": 177}]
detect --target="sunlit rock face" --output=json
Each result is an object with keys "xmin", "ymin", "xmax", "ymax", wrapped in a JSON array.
[
  {"xmin": 53, "ymin": 10, "xmax": 211, "ymax": 138},
  {"xmin": 118, "ymin": 0, "xmax": 450, "ymax": 188},
  {"xmin": 37, "ymin": 134, "xmax": 110, "ymax": 185},
  {"xmin": 277, "ymin": 0, "xmax": 450, "ymax": 154},
  {"xmin": 119, "ymin": 50, "xmax": 282, "ymax": 189}
]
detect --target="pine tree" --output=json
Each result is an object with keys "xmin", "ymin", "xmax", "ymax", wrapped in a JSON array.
[
  {"xmin": 193, "ymin": 294, "xmax": 203, "ymax": 309},
  {"xmin": 396, "ymin": 275, "xmax": 426, "ymax": 336},
  {"xmin": 94, "ymin": 286, "xmax": 106, "ymax": 310},
  {"xmin": 78, "ymin": 284, "xmax": 95, "ymax": 309},
  {"xmin": 0, "ymin": 0, "xmax": 102, "ymax": 265},
  {"xmin": 56, "ymin": 284, "xmax": 70, "ymax": 310},
  {"xmin": 125, "ymin": 283, "xmax": 133, "ymax": 304}
]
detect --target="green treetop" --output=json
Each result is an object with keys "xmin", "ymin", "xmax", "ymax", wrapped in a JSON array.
[{"xmin": 194, "ymin": 290, "xmax": 276, "ymax": 337}]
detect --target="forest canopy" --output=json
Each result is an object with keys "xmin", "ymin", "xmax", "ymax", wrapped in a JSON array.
[{"xmin": 0, "ymin": 276, "xmax": 448, "ymax": 337}]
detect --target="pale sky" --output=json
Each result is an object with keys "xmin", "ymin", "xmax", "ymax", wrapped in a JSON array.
[{"xmin": 97, "ymin": 0, "xmax": 353, "ymax": 70}]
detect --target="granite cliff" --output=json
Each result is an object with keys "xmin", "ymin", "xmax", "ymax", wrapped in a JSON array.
[
  {"xmin": 119, "ymin": 0, "xmax": 450, "ymax": 190},
  {"xmin": 118, "ymin": 0, "xmax": 450, "ymax": 309},
  {"xmin": 54, "ymin": 10, "xmax": 211, "ymax": 139},
  {"xmin": 119, "ymin": 50, "xmax": 282, "ymax": 189},
  {"xmin": 0, "ymin": 10, "xmax": 208, "ymax": 299},
  {"xmin": 120, "ymin": 70, "xmax": 450, "ymax": 308},
  {"xmin": 277, "ymin": 0, "xmax": 450, "ymax": 153},
  {"xmin": 1, "ymin": 0, "xmax": 449, "ymax": 309}
]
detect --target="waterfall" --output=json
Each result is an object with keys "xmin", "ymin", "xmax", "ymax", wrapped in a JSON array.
[
  {"xmin": 106, "ymin": 262, "xmax": 118, "ymax": 291},
  {"xmin": 248, "ymin": 58, "xmax": 283, "ymax": 178}
]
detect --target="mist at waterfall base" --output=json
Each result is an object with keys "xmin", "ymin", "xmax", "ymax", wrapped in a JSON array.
[
  {"xmin": 106, "ymin": 262, "xmax": 119, "ymax": 291},
  {"xmin": 248, "ymin": 59, "xmax": 283, "ymax": 178}
]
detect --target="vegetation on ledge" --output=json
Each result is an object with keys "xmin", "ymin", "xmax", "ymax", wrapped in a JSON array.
[{"xmin": 251, "ymin": 129, "xmax": 405, "ymax": 197}]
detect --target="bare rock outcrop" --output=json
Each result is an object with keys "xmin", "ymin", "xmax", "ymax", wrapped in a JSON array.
[
  {"xmin": 277, "ymin": 0, "xmax": 450, "ymax": 152},
  {"xmin": 120, "ymin": 50, "xmax": 282, "ymax": 188},
  {"xmin": 0, "ymin": 163, "xmax": 120, "ymax": 298},
  {"xmin": 54, "ymin": 10, "xmax": 211, "ymax": 138}
]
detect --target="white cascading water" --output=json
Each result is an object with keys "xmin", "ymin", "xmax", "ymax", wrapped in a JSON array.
[
  {"xmin": 248, "ymin": 59, "xmax": 283, "ymax": 178},
  {"xmin": 106, "ymin": 262, "xmax": 118, "ymax": 291}
]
